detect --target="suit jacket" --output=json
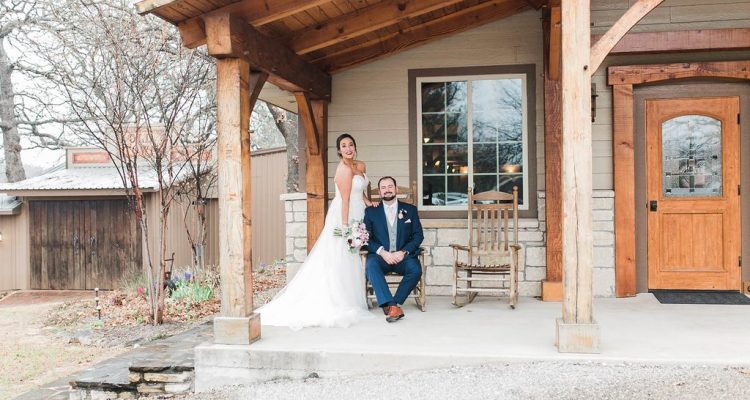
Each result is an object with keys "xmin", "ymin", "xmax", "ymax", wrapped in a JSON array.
[{"xmin": 363, "ymin": 201, "xmax": 423, "ymax": 258}]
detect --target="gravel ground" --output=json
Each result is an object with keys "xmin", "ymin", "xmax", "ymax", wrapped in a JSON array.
[{"xmin": 177, "ymin": 361, "xmax": 750, "ymax": 400}]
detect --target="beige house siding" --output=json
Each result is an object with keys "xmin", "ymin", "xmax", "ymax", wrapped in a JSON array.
[
  {"xmin": 0, "ymin": 203, "xmax": 30, "ymax": 290},
  {"xmin": 591, "ymin": 0, "xmax": 750, "ymax": 35},
  {"xmin": 326, "ymin": 10, "xmax": 547, "ymax": 192},
  {"xmin": 590, "ymin": 0, "xmax": 750, "ymax": 190},
  {"xmin": 325, "ymin": 3, "xmax": 750, "ymax": 196}
]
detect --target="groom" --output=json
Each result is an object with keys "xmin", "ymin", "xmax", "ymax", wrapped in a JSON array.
[{"xmin": 364, "ymin": 176, "xmax": 424, "ymax": 323}]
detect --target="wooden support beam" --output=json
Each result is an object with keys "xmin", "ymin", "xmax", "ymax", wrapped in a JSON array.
[
  {"xmin": 295, "ymin": 92, "xmax": 320, "ymax": 156},
  {"xmin": 177, "ymin": 0, "xmax": 333, "ymax": 49},
  {"xmin": 548, "ymin": 6, "xmax": 561, "ymax": 81},
  {"xmin": 204, "ymin": 13, "xmax": 331, "ymax": 99},
  {"xmin": 214, "ymin": 58, "xmax": 264, "ymax": 345},
  {"xmin": 295, "ymin": 92, "xmax": 328, "ymax": 251},
  {"xmin": 289, "ymin": 0, "xmax": 464, "ymax": 55},
  {"xmin": 562, "ymin": 0, "xmax": 594, "ymax": 325},
  {"xmin": 609, "ymin": 60, "xmax": 750, "ymax": 85},
  {"xmin": 593, "ymin": 28, "xmax": 750, "ymax": 56},
  {"xmin": 557, "ymin": 0, "xmax": 599, "ymax": 353},
  {"xmin": 612, "ymin": 84, "xmax": 636, "ymax": 298},
  {"xmin": 178, "ymin": 18, "xmax": 207, "ymax": 48},
  {"xmin": 542, "ymin": 8, "xmax": 563, "ymax": 301},
  {"xmin": 589, "ymin": 0, "xmax": 664, "ymax": 76},
  {"xmin": 316, "ymin": 0, "xmax": 529, "ymax": 72}
]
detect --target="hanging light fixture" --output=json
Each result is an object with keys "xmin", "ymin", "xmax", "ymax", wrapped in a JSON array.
[{"xmin": 591, "ymin": 83, "xmax": 599, "ymax": 123}]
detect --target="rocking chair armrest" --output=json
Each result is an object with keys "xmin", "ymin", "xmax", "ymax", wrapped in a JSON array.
[
  {"xmin": 509, "ymin": 244, "xmax": 522, "ymax": 251},
  {"xmin": 449, "ymin": 243, "xmax": 470, "ymax": 252}
]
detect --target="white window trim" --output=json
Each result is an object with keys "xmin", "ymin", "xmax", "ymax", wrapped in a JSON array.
[{"xmin": 416, "ymin": 73, "xmax": 530, "ymax": 211}]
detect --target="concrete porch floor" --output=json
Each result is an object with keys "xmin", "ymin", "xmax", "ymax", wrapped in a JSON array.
[{"xmin": 195, "ymin": 293, "xmax": 750, "ymax": 391}]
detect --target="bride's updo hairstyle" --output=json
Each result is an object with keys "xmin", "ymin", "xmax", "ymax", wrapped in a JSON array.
[{"xmin": 336, "ymin": 133, "xmax": 357, "ymax": 158}]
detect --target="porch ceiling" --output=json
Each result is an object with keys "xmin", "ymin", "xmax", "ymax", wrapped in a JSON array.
[{"xmin": 135, "ymin": 0, "xmax": 546, "ymax": 74}]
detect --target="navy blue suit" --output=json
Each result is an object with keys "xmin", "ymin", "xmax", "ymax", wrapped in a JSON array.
[{"xmin": 363, "ymin": 201, "xmax": 424, "ymax": 307}]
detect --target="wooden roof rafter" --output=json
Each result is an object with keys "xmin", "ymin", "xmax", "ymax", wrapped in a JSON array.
[
  {"xmin": 172, "ymin": 0, "xmax": 336, "ymax": 49},
  {"xmin": 137, "ymin": 0, "xmax": 535, "ymax": 74},
  {"xmin": 288, "ymin": 0, "xmax": 467, "ymax": 55},
  {"xmin": 204, "ymin": 13, "xmax": 331, "ymax": 99},
  {"xmin": 315, "ymin": 0, "xmax": 530, "ymax": 73}
]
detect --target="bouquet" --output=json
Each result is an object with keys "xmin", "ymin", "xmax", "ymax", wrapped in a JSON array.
[{"xmin": 333, "ymin": 220, "xmax": 369, "ymax": 253}]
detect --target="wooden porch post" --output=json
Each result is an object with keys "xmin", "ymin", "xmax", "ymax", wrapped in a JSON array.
[
  {"xmin": 556, "ymin": 0, "xmax": 600, "ymax": 353},
  {"xmin": 295, "ymin": 92, "xmax": 329, "ymax": 251},
  {"xmin": 212, "ymin": 58, "xmax": 266, "ymax": 345},
  {"xmin": 542, "ymin": 6, "xmax": 563, "ymax": 301}
]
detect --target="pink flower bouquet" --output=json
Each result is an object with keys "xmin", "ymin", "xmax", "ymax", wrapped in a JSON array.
[{"xmin": 333, "ymin": 220, "xmax": 369, "ymax": 253}]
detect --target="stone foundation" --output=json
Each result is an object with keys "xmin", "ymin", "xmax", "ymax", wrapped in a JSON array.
[
  {"xmin": 281, "ymin": 190, "xmax": 616, "ymax": 297},
  {"xmin": 281, "ymin": 192, "xmax": 309, "ymax": 280},
  {"xmin": 71, "ymin": 367, "xmax": 194, "ymax": 399}
]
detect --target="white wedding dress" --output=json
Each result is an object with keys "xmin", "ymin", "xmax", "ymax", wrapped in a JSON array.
[{"xmin": 257, "ymin": 174, "xmax": 374, "ymax": 330}]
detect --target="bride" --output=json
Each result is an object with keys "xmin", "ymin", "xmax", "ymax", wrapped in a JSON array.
[{"xmin": 257, "ymin": 133, "xmax": 376, "ymax": 329}]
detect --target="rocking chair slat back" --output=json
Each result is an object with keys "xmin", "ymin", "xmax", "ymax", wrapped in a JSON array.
[
  {"xmin": 469, "ymin": 189, "xmax": 518, "ymax": 255},
  {"xmin": 450, "ymin": 185, "xmax": 520, "ymax": 309}
]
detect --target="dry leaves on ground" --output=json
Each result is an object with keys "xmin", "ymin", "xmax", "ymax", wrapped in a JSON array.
[{"xmin": 43, "ymin": 264, "xmax": 287, "ymax": 348}]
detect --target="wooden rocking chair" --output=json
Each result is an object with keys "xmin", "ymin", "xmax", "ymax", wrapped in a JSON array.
[{"xmin": 450, "ymin": 186, "xmax": 520, "ymax": 309}]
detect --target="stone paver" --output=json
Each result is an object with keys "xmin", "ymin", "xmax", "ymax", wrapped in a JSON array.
[{"xmin": 13, "ymin": 323, "xmax": 210, "ymax": 399}]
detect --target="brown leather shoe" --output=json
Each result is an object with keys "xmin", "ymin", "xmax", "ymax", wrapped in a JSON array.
[
  {"xmin": 386, "ymin": 305, "xmax": 404, "ymax": 323},
  {"xmin": 382, "ymin": 305, "xmax": 391, "ymax": 316}
]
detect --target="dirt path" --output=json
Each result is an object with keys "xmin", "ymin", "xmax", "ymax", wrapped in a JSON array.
[{"xmin": 0, "ymin": 293, "xmax": 124, "ymax": 400}]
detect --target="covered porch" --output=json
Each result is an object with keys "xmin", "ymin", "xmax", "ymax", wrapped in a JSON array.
[{"xmin": 131, "ymin": 0, "xmax": 750, "ymax": 390}]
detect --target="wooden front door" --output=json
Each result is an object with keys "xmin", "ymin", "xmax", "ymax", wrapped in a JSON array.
[
  {"xmin": 30, "ymin": 200, "xmax": 142, "ymax": 290},
  {"xmin": 646, "ymin": 97, "xmax": 741, "ymax": 290}
]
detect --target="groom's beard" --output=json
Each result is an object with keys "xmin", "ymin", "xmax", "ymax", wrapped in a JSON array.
[{"xmin": 381, "ymin": 194, "xmax": 396, "ymax": 202}]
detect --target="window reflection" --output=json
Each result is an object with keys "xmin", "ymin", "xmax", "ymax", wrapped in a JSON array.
[{"xmin": 420, "ymin": 77, "xmax": 525, "ymax": 207}]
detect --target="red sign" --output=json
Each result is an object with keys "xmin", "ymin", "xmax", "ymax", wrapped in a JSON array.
[{"xmin": 72, "ymin": 152, "xmax": 111, "ymax": 165}]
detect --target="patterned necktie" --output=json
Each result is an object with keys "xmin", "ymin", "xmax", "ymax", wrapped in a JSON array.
[{"xmin": 387, "ymin": 205, "xmax": 396, "ymax": 225}]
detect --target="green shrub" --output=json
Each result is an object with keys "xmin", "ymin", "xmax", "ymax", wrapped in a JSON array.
[{"xmin": 169, "ymin": 279, "xmax": 214, "ymax": 303}]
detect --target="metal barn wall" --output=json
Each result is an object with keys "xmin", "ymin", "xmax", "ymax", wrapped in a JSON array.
[
  {"xmin": 158, "ymin": 147, "xmax": 287, "ymax": 272},
  {"xmin": 249, "ymin": 147, "xmax": 288, "ymax": 267},
  {"xmin": 0, "ymin": 203, "xmax": 30, "ymax": 291}
]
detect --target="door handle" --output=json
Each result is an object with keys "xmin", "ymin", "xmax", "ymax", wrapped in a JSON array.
[{"xmin": 649, "ymin": 200, "xmax": 658, "ymax": 212}]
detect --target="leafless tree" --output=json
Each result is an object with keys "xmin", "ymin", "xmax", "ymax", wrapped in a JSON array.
[
  {"xmin": 28, "ymin": 0, "xmax": 215, "ymax": 324},
  {"xmin": 266, "ymin": 103, "xmax": 299, "ymax": 192},
  {"xmin": 1, "ymin": 0, "xmax": 44, "ymax": 181},
  {"xmin": 175, "ymin": 118, "xmax": 217, "ymax": 273},
  {"xmin": 0, "ymin": 0, "xmax": 89, "ymax": 182}
]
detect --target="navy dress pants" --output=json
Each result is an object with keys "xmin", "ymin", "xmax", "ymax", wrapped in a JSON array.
[{"xmin": 365, "ymin": 254, "xmax": 422, "ymax": 307}]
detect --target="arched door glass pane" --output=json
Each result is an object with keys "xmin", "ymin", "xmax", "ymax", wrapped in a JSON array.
[{"xmin": 662, "ymin": 115, "xmax": 722, "ymax": 197}]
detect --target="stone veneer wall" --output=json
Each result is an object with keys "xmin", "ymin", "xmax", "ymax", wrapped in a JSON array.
[
  {"xmin": 281, "ymin": 192, "xmax": 309, "ymax": 279},
  {"xmin": 281, "ymin": 190, "xmax": 615, "ymax": 297}
]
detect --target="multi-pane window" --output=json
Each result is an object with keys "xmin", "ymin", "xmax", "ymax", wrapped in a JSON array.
[{"xmin": 418, "ymin": 75, "xmax": 528, "ymax": 210}]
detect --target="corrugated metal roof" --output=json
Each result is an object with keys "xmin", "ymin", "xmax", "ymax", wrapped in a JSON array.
[{"xmin": 0, "ymin": 166, "xmax": 166, "ymax": 191}]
